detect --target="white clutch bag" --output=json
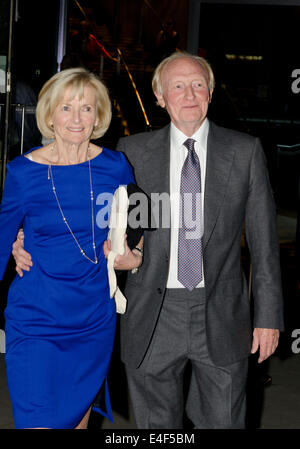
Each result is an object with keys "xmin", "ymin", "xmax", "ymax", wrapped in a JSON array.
[
  {"xmin": 107, "ymin": 186, "xmax": 129, "ymax": 314},
  {"xmin": 107, "ymin": 183, "xmax": 153, "ymax": 314}
]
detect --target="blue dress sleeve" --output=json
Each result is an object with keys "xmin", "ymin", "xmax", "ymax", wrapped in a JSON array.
[
  {"xmin": 0, "ymin": 164, "xmax": 25, "ymax": 280},
  {"xmin": 119, "ymin": 151, "xmax": 135, "ymax": 186}
]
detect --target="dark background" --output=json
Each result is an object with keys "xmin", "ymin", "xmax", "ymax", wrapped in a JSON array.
[{"xmin": 0, "ymin": 0, "xmax": 299, "ymax": 429}]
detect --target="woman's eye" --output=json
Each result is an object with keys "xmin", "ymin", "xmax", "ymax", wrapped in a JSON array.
[{"xmin": 62, "ymin": 105, "xmax": 70, "ymax": 111}]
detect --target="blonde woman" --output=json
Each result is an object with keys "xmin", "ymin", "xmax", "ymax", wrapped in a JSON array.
[{"xmin": 0, "ymin": 68, "xmax": 141, "ymax": 428}]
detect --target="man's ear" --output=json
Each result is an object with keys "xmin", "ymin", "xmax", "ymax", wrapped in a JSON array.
[{"xmin": 154, "ymin": 92, "xmax": 165, "ymax": 108}]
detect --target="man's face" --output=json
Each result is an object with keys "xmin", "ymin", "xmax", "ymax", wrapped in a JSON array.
[{"xmin": 155, "ymin": 57, "xmax": 212, "ymax": 136}]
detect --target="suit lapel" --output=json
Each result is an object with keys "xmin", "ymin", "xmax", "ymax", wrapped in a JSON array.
[
  {"xmin": 141, "ymin": 125, "xmax": 170, "ymax": 196},
  {"xmin": 140, "ymin": 122, "xmax": 236, "ymax": 256},
  {"xmin": 203, "ymin": 122, "xmax": 236, "ymax": 249},
  {"xmin": 141, "ymin": 125, "xmax": 171, "ymax": 256}
]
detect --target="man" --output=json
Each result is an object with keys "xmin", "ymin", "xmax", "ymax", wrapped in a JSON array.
[
  {"xmin": 115, "ymin": 52, "xmax": 283, "ymax": 429},
  {"xmin": 13, "ymin": 52, "xmax": 283, "ymax": 428}
]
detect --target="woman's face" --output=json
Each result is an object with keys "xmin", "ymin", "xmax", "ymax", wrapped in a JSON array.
[{"xmin": 51, "ymin": 84, "xmax": 98, "ymax": 147}]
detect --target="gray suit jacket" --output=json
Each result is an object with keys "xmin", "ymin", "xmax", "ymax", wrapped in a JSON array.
[{"xmin": 117, "ymin": 121, "xmax": 284, "ymax": 368}]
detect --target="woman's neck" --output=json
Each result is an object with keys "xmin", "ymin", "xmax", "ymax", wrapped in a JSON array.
[{"xmin": 51, "ymin": 141, "xmax": 90, "ymax": 165}]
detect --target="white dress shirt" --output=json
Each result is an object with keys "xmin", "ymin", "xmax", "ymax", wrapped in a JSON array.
[{"xmin": 166, "ymin": 118, "xmax": 209, "ymax": 289}]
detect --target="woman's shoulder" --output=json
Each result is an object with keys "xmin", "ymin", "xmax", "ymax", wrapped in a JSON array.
[
  {"xmin": 101, "ymin": 146, "xmax": 127, "ymax": 163},
  {"xmin": 24, "ymin": 145, "xmax": 52, "ymax": 164},
  {"xmin": 99, "ymin": 146, "xmax": 133, "ymax": 175},
  {"xmin": 7, "ymin": 152, "xmax": 33, "ymax": 169},
  {"xmin": 6, "ymin": 146, "xmax": 45, "ymax": 173}
]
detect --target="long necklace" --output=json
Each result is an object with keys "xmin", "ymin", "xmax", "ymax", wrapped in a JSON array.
[{"xmin": 47, "ymin": 149, "xmax": 98, "ymax": 265}]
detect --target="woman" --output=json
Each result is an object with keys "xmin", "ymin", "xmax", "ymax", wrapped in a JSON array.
[{"xmin": 0, "ymin": 68, "xmax": 142, "ymax": 428}]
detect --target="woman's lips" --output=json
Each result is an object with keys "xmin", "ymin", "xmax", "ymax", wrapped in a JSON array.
[{"xmin": 67, "ymin": 127, "xmax": 84, "ymax": 132}]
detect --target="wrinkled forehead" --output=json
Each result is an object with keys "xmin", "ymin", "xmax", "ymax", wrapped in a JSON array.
[{"xmin": 161, "ymin": 57, "xmax": 209, "ymax": 86}]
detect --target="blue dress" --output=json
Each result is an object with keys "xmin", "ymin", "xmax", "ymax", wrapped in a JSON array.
[{"xmin": 0, "ymin": 148, "xmax": 134, "ymax": 428}]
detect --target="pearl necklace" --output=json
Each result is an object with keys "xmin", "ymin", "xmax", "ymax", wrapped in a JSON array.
[{"xmin": 47, "ymin": 149, "xmax": 98, "ymax": 265}]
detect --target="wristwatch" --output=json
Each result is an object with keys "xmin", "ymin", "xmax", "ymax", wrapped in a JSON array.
[{"xmin": 131, "ymin": 246, "xmax": 143, "ymax": 274}]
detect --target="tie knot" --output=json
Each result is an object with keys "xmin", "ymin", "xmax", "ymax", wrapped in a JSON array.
[{"xmin": 183, "ymin": 138, "xmax": 196, "ymax": 152}]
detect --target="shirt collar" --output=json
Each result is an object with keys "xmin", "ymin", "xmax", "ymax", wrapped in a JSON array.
[{"xmin": 170, "ymin": 118, "xmax": 209, "ymax": 151}]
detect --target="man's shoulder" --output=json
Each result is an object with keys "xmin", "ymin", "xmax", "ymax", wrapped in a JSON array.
[
  {"xmin": 209, "ymin": 121, "xmax": 258, "ymax": 145},
  {"xmin": 117, "ymin": 124, "xmax": 170, "ymax": 151}
]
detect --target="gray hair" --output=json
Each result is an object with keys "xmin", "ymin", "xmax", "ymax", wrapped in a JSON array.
[{"xmin": 152, "ymin": 51, "xmax": 215, "ymax": 96}]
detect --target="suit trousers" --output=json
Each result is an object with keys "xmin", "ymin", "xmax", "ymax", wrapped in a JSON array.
[{"xmin": 125, "ymin": 288, "xmax": 248, "ymax": 429}]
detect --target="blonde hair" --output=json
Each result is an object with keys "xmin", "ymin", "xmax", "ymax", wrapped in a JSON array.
[
  {"xmin": 152, "ymin": 51, "xmax": 215, "ymax": 96},
  {"xmin": 36, "ymin": 67, "xmax": 112, "ymax": 139}
]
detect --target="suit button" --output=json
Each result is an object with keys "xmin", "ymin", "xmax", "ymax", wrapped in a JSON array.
[{"xmin": 157, "ymin": 288, "xmax": 162, "ymax": 295}]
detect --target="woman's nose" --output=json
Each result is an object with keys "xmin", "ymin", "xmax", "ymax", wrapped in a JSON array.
[{"xmin": 72, "ymin": 109, "xmax": 81, "ymax": 122}]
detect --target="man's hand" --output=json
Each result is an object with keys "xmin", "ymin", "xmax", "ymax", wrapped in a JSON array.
[
  {"xmin": 251, "ymin": 328, "xmax": 280, "ymax": 363},
  {"xmin": 12, "ymin": 229, "xmax": 33, "ymax": 277}
]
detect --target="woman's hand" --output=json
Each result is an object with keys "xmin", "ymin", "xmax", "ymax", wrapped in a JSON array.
[
  {"xmin": 103, "ymin": 236, "xmax": 143, "ymax": 271},
  {"xmin": 12, "ymin": 229, "xmax": 33, "ymax": 277}
]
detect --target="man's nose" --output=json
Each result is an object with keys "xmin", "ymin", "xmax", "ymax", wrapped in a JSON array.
[{"xmin": 185, "ymin": 85, "xmax": 195, "ymax": 99}]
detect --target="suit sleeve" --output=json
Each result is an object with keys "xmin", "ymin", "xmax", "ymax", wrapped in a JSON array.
[
  {"xmin": 116, "ymin": 138, "xmax": 123, "ymax": 153},
  {"xmin": 0, "ymin": 165, "xmax": 25, "ymax": 280},
  {"xmin": 245, "ymin": 138, "xmax": 284, "ymax": 330}
]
